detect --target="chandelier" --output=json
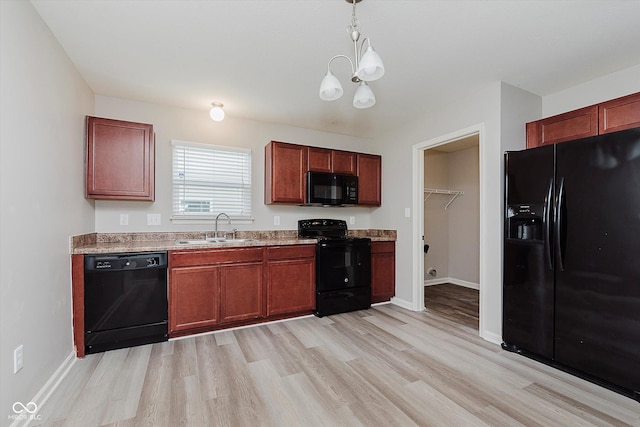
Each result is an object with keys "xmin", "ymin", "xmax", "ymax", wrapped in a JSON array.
[{"xmin": 319, "ymin": 0, "xmax": 385, "ymax": 109}]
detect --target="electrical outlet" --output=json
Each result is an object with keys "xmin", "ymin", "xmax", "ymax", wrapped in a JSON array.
[
  {"xmin": 147, "ymin": 213, "xmax": 161, "ymax": 226},
  {"xmin": 349, "ymin": 216, "xmax": 355, "ymax": 225},
  {"xmin": 14, "ymin": 345, "xmax": 23, "ymax": 373},
  {"xmin": 120, "ymin": 214, "xmax": 129, "ymax": 226},
  {"xmin": 274, "ymin": 215, "xmax": 280, "ymax": 226}
]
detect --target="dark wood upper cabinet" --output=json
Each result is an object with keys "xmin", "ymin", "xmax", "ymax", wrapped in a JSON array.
[
  {"xmin": 357, "ymin": 153, "xmax": 382, "ymax": 206},
  {"xmin": 265, "ymin": 141, "xmax": 306, "ymax": 204},
  {"xmin": 599, "ymin": 92, "xmax": 640, "ymax": 134},
  {"xmin": 307, "ymin": 147, "xmax": 332, "ymax": 173},
  {"xmin": 331, "ymin": 150, "xmax": 357, "ymax": 175},
  {"xmin": 526, "ymin": 106, "xmax": 598, "ymax": 149},
  {"xmin": 266, "ymin": 141, "xmax": 381, "ymax": 206},
  {"xmin": 526, "ymin": 91, "xmax": 640, "ymax": 149},
  {"xmin": 85, "ymin": 116, "xmax": 155, "ymax": 200},
  {"xmin": 307, "ymin": 147, "xmax": 357, "ymax": 175}
]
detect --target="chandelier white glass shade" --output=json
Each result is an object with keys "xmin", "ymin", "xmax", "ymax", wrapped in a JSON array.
[
  {"xmin": 319, "ymin": 0, "xmax": 384, "ymax": 109},
  {"xmin": 209, "ymin": 102, "xmax": 225, "ymax": 121}
]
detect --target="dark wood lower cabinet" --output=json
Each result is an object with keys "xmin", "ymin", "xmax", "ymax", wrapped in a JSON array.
[
  {"xmin": 219, "ymin": 262, "xmax": 264, "ymax": 324},
  {"xmin": 168, "ymin": 245, "xmax": 315, "ymax": 337},
  {"xmin": 266, "ymin": 245, "xmax": 316, "ymax": 316},
  {"xmin": 371, "ymin": 241, "xmax": 396, "ymax": 303},
  {"xmin": 169, "ymin": 265, "xmax": 219, "ymax": 333}
]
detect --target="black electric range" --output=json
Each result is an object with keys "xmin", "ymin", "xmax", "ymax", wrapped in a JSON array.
[{"xmin": 298, "ymin": 219, "xmax": 371, "ymax": 317}]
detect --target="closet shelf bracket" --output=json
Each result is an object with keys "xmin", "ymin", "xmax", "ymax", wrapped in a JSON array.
[{"xmin": 424, "ymin": 188, "xmax": 464, "ymax": 210}]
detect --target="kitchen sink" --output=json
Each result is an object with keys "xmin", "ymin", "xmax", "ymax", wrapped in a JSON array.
[{"xmin": 175, "ymin": 238, "xmax": 255, "ymax": 245}]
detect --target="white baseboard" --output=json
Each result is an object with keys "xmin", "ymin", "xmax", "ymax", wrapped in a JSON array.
[
  {"xmin": 481, "ymin": 330, "xmax": 503, "ymax": 346},
  {"xmin": 389, "ymin": 296, "xmax": 415, "ymax": 311},
  {"xmin": 10, "ymin": 351, "xmax": 76, "ymax": 427},
  {"xmin": 424, "ymin": 276, "xmax": 480, "ymax": 290}
]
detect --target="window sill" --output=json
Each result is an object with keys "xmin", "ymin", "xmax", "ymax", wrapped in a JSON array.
[{"xmin": 170, "ymin": 217, "xmax": 255, "ymax": 225}]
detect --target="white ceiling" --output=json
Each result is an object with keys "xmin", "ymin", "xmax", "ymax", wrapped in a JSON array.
[{"xmin": 31, "ymin": 0, "xmax": 640, "ymax": 138}]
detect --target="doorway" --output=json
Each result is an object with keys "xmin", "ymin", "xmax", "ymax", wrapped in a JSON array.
[
  {"xmin": 423, "ymin": 135, "xmax": 479, "ymax": 329},
  {"xmin": 411, "ymin": 124, "xmax": 484, "ymax": 335}
]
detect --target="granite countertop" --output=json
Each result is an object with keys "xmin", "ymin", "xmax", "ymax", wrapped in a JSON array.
[{"xmin": 71, "ymin": 229, "xmax": 396, "ymax": 254}]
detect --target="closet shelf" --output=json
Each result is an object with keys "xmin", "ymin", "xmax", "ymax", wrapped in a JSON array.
[{"xmin": 424, "ymin": 188, "xmax": 464, "ymax": 210}]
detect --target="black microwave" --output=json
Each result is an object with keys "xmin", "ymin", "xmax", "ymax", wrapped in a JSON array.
[{"xmin": 306, "ymin": 172, "xmax": 358, "ymax": 206}]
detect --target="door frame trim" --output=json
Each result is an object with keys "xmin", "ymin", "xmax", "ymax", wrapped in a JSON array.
[{"xmin": 412, "ymin": 123, "xmax": 485, "ymax": 336}]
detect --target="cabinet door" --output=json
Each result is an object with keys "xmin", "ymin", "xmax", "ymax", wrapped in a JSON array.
[
  {"xmin": 357, "ymin": 153, "xmax": 382, "ymax": 206},
  {"xmin": 265, "ymin": 141, "xmax": 306, "ymax": 204},
  {"xmin": 598, "ymin": 92, "xmax": 640, "ymax": 134},
  {"xmin": 267, "ymin": 257, "xmax": 315, "ymax": 316},
  {"xmin": 307, "ymin": 147, "xmax": 332, "ymax": 172},
  {"xmin": 526, "ymin": 106, "xmax": 598, "ymax": 148},
  {"xmin": 220, "ymin": 262, "xmax": 264, "ymax": 323},
  {"xmin": 371, "ymin": 242, "xmax": 395, "ymax": 303},
  {"xmin": 85, "ymin": 116, "xmax": 155, "ymax": 200},
  {"xmin": 332, "ymin": 150, "xmax": 357, "ymax": 175},
  {"xmin": 169, "ymin": 266, "xmax": 219, "ymax": 333}
]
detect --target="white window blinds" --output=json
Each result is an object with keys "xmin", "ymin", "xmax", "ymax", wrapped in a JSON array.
[{"xmin": 172, "ymin": 140, "xmax": 252, "ymax": 219}]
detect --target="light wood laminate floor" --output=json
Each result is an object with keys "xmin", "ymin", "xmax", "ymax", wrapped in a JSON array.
[
  {"xmin": 424, "ymin": 284, "xmax": 479, "ymax": 330},
  {"xmin": 32, "ymin": 304, "xmax": 639, "ymax": 426}
]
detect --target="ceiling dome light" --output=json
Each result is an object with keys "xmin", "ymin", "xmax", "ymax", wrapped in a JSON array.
[{"xmin": 209, "ymin": 102, "xmax": 225, "ymax": 121}]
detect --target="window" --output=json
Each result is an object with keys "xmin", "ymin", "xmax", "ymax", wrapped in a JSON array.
[{"xmin": 172, "ymin": 140, "xmax": 252, "ymax": 220}]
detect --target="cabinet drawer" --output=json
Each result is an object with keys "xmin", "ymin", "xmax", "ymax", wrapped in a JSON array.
[
  {"xmin": 170, "ymin": 248, "xmax": 263, "ymax": 267},
  {"xmin": 267, "ymin": 245, "xmax": 315, "ymax": 260},
  {"xmin": 371, "ymin": 241, "xmax": 395, "ymax": 254}
]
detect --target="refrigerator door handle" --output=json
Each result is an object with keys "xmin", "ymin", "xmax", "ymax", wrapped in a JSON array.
[
  {"xmin": 555, "ymin": 177, "xmax": 565, "ymax": 271},
  {"xmin": 544, "ymin": 178, "xmax": 553, "ymax": 270}
]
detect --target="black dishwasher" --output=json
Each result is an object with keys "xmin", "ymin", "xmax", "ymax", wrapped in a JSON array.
[{"xmin": 84, "ymin": 252, "xmax": 168, "ymax": 354}]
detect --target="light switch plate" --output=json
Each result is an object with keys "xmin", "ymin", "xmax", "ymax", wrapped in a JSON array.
[{"xmin": 404, "ymin": 208, "xmax": 411, "ymax": 218}]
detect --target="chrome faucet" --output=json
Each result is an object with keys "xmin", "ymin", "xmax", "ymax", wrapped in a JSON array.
[{"xmin": 214, "ymin": 212, "xmax": 231, "ymax": 239}]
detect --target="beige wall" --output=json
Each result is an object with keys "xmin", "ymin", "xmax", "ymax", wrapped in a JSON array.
[
  {"xmin": 0, "ymin": 0, "xmax": 95, "ymax": 417},
  {"xmin": 94, "ymin": 96, "xmax": 376, "ymax": 233},
  {"xmin": 423, "ymin": 151, "xmax": 450, "ymax": 278},
  {"xmin": 424, "ymin": 146, "xmax": 480, "ymax": 286},
  {"xmin": 447, "ymin": 146, "xmax": 480, "ymax": 284}
]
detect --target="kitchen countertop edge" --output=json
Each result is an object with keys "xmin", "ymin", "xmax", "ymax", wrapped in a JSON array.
[{"xmin": 71, "ymin": 230, "xmax": 397, "ymax": 254}]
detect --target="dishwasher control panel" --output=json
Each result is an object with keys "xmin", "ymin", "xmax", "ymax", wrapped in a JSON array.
[{"xmin": 85, "ymin": 252, "xmax": 168, "ymax": 271}]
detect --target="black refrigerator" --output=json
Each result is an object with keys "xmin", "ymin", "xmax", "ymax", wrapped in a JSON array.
[{"xmin": 503, "ymin": 127, "xmax": 640, "ymax": 399}]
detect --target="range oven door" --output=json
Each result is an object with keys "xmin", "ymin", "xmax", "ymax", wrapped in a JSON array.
[{"xmin": 315, "ymin": 238, "xmax": 371, "ymax": 292}]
